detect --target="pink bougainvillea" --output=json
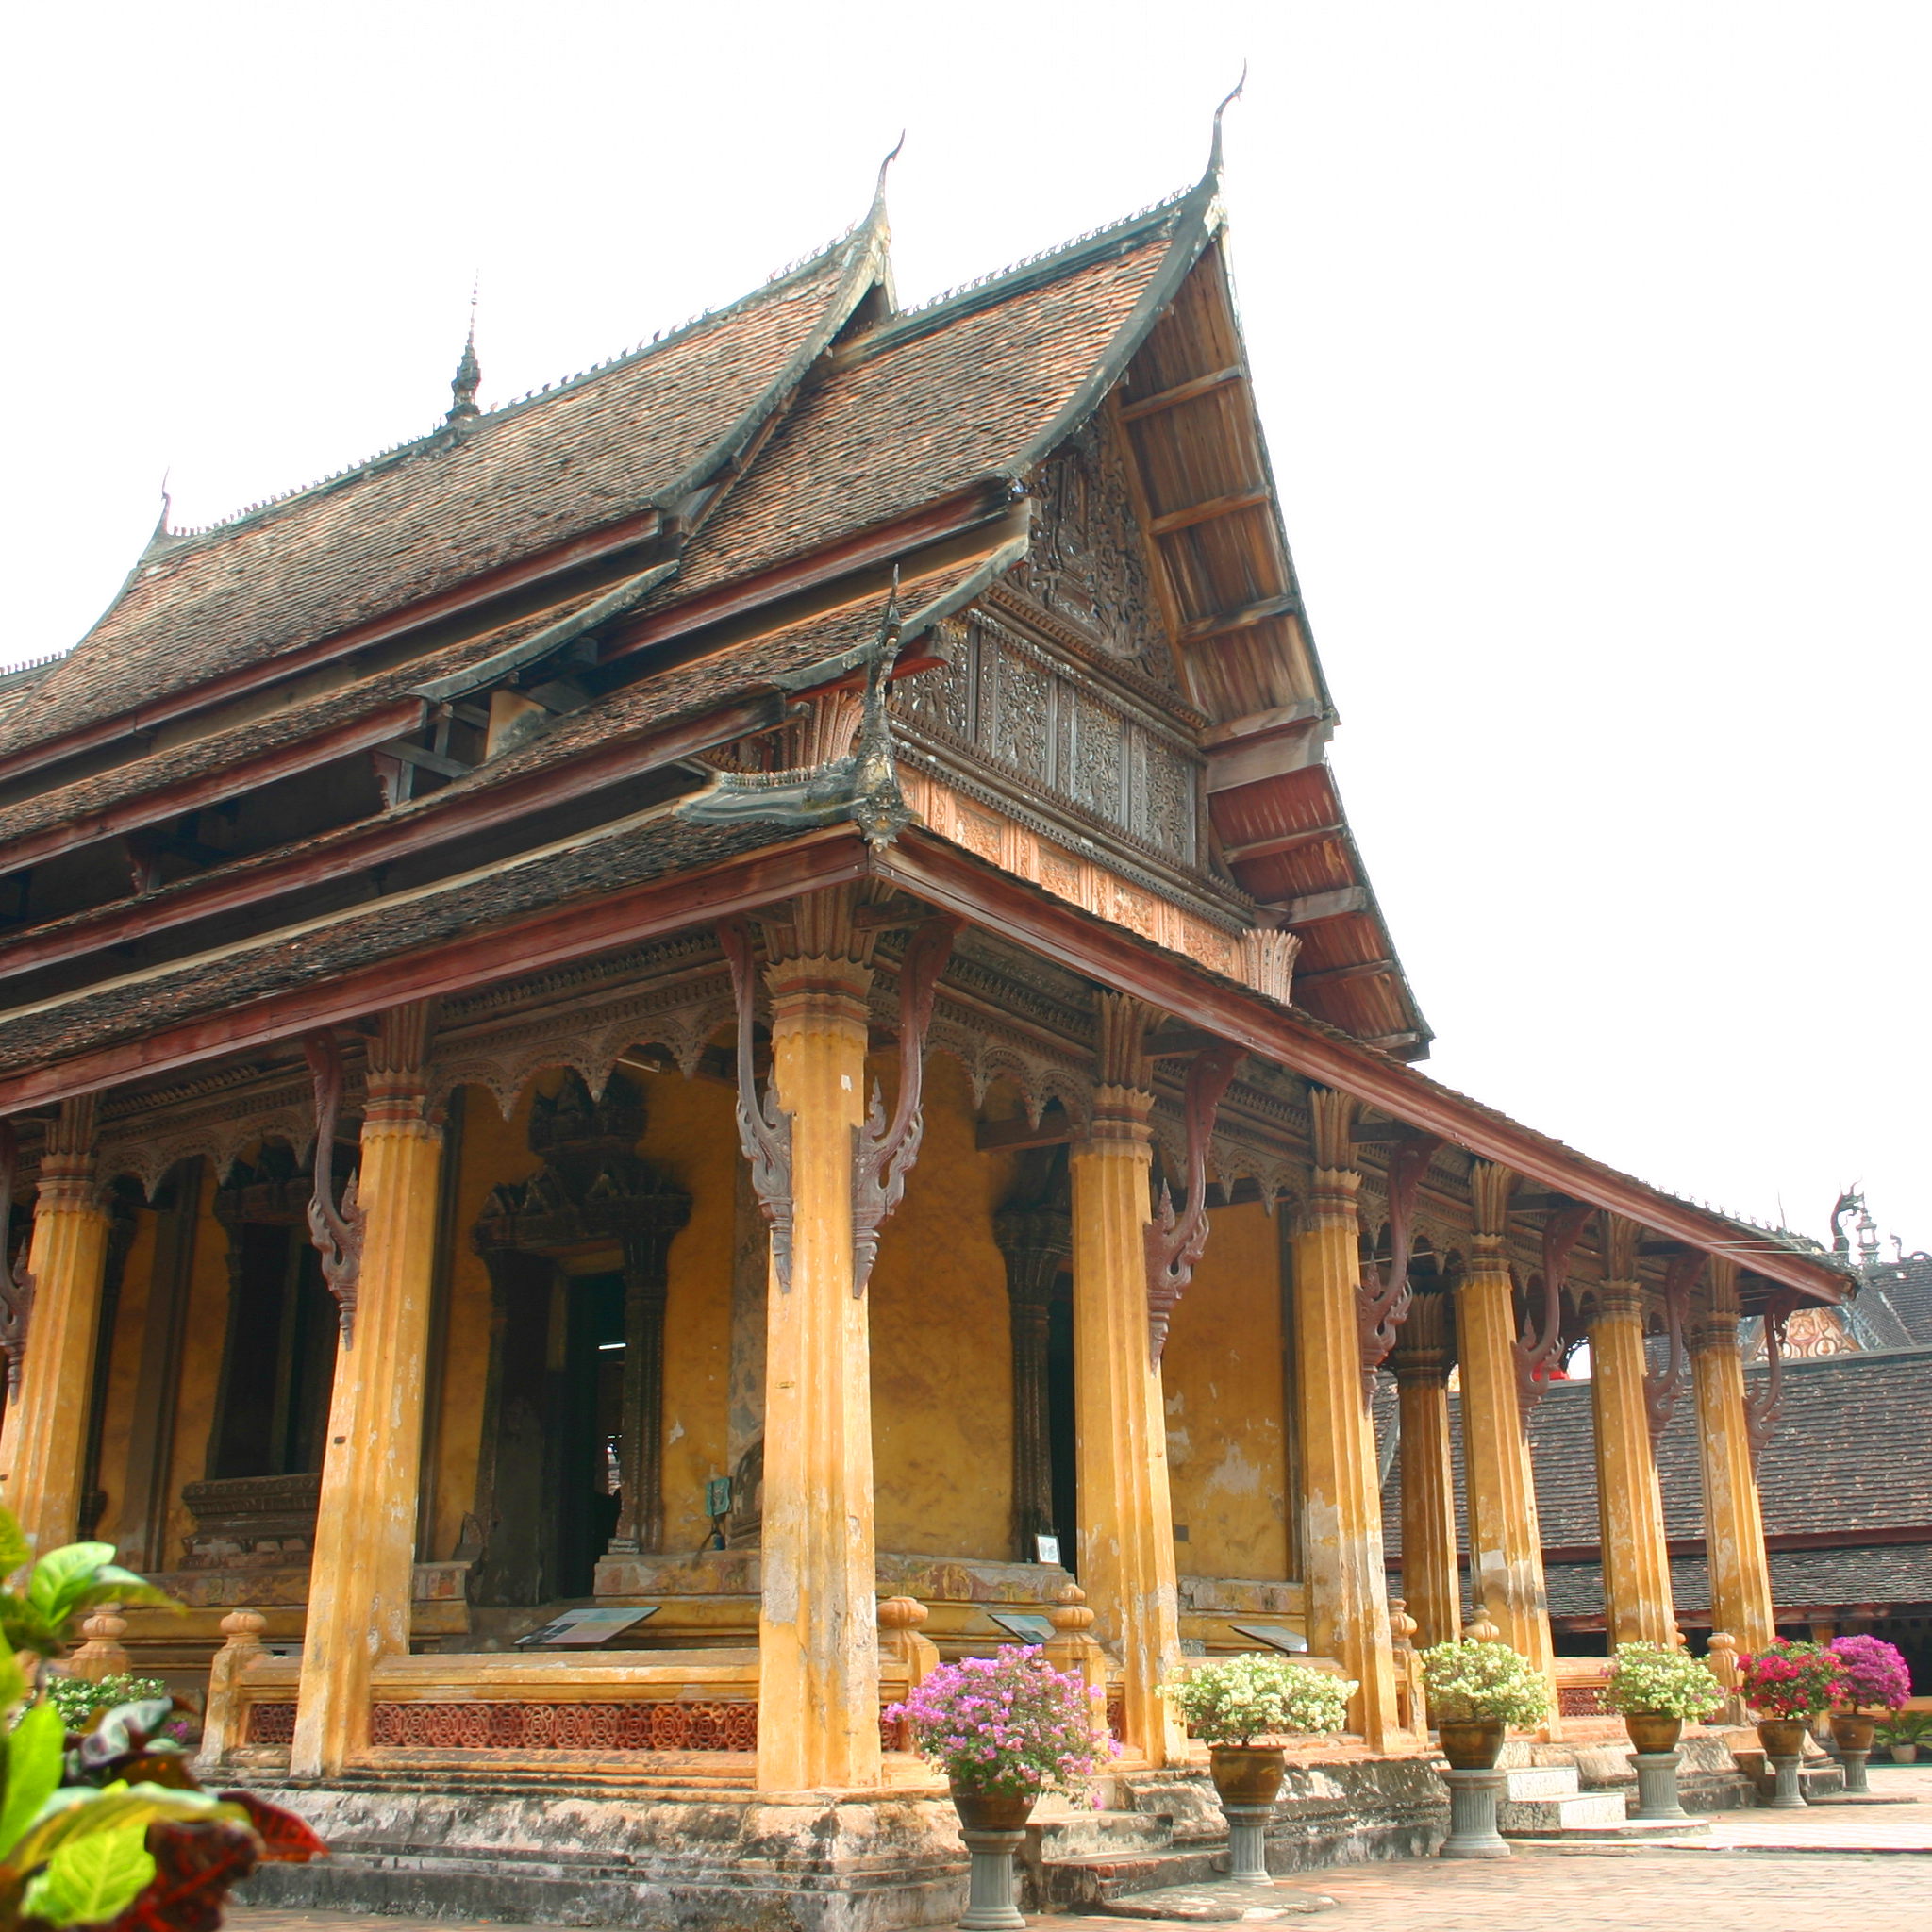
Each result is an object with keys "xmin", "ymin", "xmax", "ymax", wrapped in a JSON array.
[
  {"xmin": 883, "ymin": 1647, "xmax": 1117, "ymax": 1796},
  {"xmin": 1828, "ymin": 1634, "xmax": 1912, "ymax": 1713}
]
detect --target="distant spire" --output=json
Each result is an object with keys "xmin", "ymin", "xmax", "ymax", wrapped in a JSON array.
[
  {"xmin": 1207, "ymin": 64, "xmax": 1247, "ymax": 179},
  {"xmin": 447, "ymin": 277, "xmax": 482, "ymax": 423}
]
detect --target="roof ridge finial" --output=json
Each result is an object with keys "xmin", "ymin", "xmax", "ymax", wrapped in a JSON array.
[
  {"xmin": 153, "ymin": 467, "xmax": 173, "ymax": 541},
  {"xmin": 1207, "ymin": 63, "xmax": 1247, "ymax": 180},
  {"xmin": 873, "ymin": 131, "xmax": 907, "ymax": 211},
  {"xmin": 447, "ymin": 275, "xmax": 482, "ymax": 423}
]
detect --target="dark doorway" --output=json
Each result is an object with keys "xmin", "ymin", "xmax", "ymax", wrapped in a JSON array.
[
  {"xmin": 1047, "ymin": 1289, "xmax": 1078, "ymax": 1572},
  {"xmin": 208, "ymin": 1224, "xmax": 338, "ymax": 1479},
  {"xmin": 557, "ymin": 1272, "xmax": 625, "ymax": 1599}
]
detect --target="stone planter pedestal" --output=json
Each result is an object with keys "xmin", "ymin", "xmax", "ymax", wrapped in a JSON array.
[
  {"xmin": 1831, "ymin": 1715, "xmax": 1876, "ymax": 1794},
  {"xmin": 1765, "ymin": 1755, "xmax": 1806, "ymax": 1809},
  {"xmin": 1219, "ymin": 1804, "xmax": 1274, "ymax": 1882},
  {"xmin": 1438, "ymin": 1768, "xmax": 1511, "ymax": 1859},
  {"xmin": 1629, "ymin": 1749, "xmax": 1690, "ymax": 1822},
  {"xmin": 956, "ymin": 1828, "xmax": 1027, "ymax": 1931}
]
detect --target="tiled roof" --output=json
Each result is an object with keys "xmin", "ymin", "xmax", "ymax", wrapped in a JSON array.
[
  {"xmin": 1380, "ymin": 1344, "xmax": 1932, "ymax": 1560},
  {"xmin": 2, "ymin": 228, "xmax": 880, "ymax": 759},
  {"xmin": 1543, "ymin": 1545, "xmax": 1932, "ymax": 1623},
  {"xmin": 1858, "ymin": 1256, "xmax": 1932, "ymax": 1348},
  {"xmin": 653, "ymin": 205, "xmax": 1191, "ymax": 609}
]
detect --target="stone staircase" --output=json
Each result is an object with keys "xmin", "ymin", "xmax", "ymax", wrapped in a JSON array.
[{"xmin": 1493, "ymin": 1762, "xmax": 1707, "ymax": 1840}]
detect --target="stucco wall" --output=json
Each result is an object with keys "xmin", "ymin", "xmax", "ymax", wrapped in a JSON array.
[
  {"xmin": 1161, "ymin": 1197, "xmax": 1291, "ymax": 1581},
  {"xmin": 88, "ymin": 1203, "xmax": 157, "ymax": 1551},
  {"xmin": 869, "ymin": 1054, "xmax": 1017, "ymax": 1561}
]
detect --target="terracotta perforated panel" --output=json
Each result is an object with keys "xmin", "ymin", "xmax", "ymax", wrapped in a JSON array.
[
  {"xmin": 245, "ymin": 1702, "xmax": 296, "ymax": 1744},
  {"xmin": 365, "ymin": 1700, "xmax": 758, "ymax": 1751}
]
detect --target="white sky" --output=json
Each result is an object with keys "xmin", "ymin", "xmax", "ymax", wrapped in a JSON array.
[{"xmin": 3, "ymin": 2, "xmax": 1925, "ymax": 1246}]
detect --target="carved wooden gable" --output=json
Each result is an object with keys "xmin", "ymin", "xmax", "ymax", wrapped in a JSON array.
[{"xmin": 1007, "ymin": 415, "xmax": 1176, "ymax": 690}]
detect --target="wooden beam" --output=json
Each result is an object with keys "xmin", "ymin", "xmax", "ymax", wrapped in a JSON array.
[
  {"xmin": 0, "ymin": 694, "xmax": 784, "ymax": 989},
  {"xmin": 1145, "ymin": 1026, "xmax": 1227, "ymax": 1058},
  {"xmin": 975, "ymin": 1109, "xmax": 1077, "ymax": 1153},
  {"xmin": 0, "ymin": 512, "xmax": 670, "ymax": 795},
  {"xmin": 1223, "ymin": 822, "xmax": 1345, "ymax": 866},
  {"xmin": 1117, "ymin": 366, "xmax": 1244, "ymax": 424},
  {"xmin": 0, "ymin": 831, "xmax": 867, "ymax": 1115},
  {"xmin": 1198, "ymin": 699, "xmax": 1324, "ymax": 750},
  {"xmin": 1298, "ymin": 958, "xmax": 1391, "ymax": 989},
  {"xmin": 0, "ymin": 700, "xmax": 427, "ymax": 877},
  {"xmin": 1147, "ymin": 488, "xmax": 1271, "ymax": 539},
  {"xmin": 1178, "ymin": 594, "xmax": 1299, "ymax": 644},
  {"xmin": 1282, "ymin": 887, "xmax": 1372, "ymax": 925},
  {"xmin": 862, "ymin": 835, "xmax": 1855, "ymax": 1306},
  {"xmin": 1351, "ymin": 1122, "xmax": 1440, "ymax": 1144}
]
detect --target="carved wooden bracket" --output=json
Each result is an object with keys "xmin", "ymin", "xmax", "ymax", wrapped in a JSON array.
[
  {"xmin": 1356, "ymin": 1129, "xmax": 1443, "ymax": 1400},
  {"xmin": 1643, "ymin": 1251, "xmax": 1704, "ymax": 1440},
  {"xmin": 1745, "ymin": 1288, "xmax": 1799, "ymax": 1468},
  {"xmin": 1516, "ymin": 1201, "xmax": 1591, "ymax": 1412},
  {"xmin": 301, "ymin": 1031, "xmax": 364, "ymax": 1341},
  {"xmin": 719, "ymin": 919, "xmax": 794, "ymax": 1292},
  {"xmin": 1143, "ymin": 1040, "xmax": 1243, "ymax": 1364},
  {"xmin": 853, "ymin": 915, "xmax": 959, "ymax": 1295},
  {"xmin": 0, "ymin": 1120, "xmax": 31, "ymax": 1398}
]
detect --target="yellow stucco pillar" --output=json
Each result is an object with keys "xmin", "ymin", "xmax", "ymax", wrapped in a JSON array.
[
  {"xmin": 1457, "ymin": 1162, "xmax": 1558, "ymax": 1711},
  {"xmin": 1071, "ymin": 993, "xmax": 1186, "ymax": 1767},
  {"xmin": 1590, "ymin": 1218, "xmax": 1676, "ymax": 1647},
  {"xmin": 755, "ymin": 892, "xmax": 883, "ymax": 1793},
  {"xmin": 3, "ymin": 1096, "xmax": 111, "ymax": 1551},
  {"xmin": 291, "ymin": 1006, "xmax": 442, "ymax": 1778},
  {"xmin": 1391, "ymin": 1285, "xmax": 1461, "ymax": 1652},
  {"xmin": 1690, "ymin": 1260, "xmax": 1775, "ymax": 1655},
  {"xmin": 1292, "ymin": 1087, "xmax": 1402, "ymax": 1750}
]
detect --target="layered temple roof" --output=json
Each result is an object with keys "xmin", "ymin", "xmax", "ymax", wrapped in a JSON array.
[{"xmin": 0, "ymin": 155, "xmax": 1858, "ymax": 1308}]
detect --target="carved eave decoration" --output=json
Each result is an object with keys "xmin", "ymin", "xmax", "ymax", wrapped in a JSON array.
[
  {"xmin": 302, "ymin": 1030, "xmax": 364, "ymax": 1341},
  {"xmin": 1143, "ymin": 1039, "xmax": 1242, "ymax": 1362}
]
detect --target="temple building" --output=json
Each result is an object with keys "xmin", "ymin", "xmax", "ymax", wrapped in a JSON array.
[{"xmin": 0, "ymin": 135, "xmax": 1858, "ymax": 1922}]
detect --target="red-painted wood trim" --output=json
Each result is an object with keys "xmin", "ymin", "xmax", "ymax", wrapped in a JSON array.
[
  {"xmin": 0, "ymin": 832, "xmax": 865, "ymax": 1114},
  {"xmin": 0, "ymin": 696, "xmax": 781, "ymax": 985},
  {"xmin": 868, "ymin": 836, "xmax": 1848, "ymax": 1305},
  {"xmin": 0, "ymin": 699, "xmax": 428, "ymax": 876},
  {"xmin": 0, "ymin": 510, "xmax": 668, "ymax": 791},
  {"xmin": 599, "ymin": 490, "xmax": 1002, "ymax": 663}
]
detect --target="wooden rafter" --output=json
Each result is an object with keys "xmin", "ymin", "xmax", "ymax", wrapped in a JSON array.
[
  {"xmin": 1147, "ymin": 487, "xmax": 1271, "ymax": 538},
  {"xmin": 1223, "ymin": 821, "xmax": 1345, "ymax": 865},
  {"xmin": 1177, "ymin": 593, "xmax": 1299, "ymax": 643},
  {"xmin": 1294, "ymin": 958, "xmax": 1396, "ymax": 988},
  {"xmin": 1117, "ymin": 366, "xmax": 1244, "ymax": 424}
]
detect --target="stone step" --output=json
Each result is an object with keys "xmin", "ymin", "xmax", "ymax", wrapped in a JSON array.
[
  {"xmin": 1033, "ymin": 1810, "xmax": 1174, "ymax": 1859},
  {"xmin": 1501, "ymin": 1766, "xmax": 1583, "ymax": 1802},
  {"xmin": 1092, "ymin": 1876, "xmax": 1340, "ymax": 1921},
  {"xmin": 1034, "ymin": 1844, "xmax": 1233, "ymax": 1912},
  {"xmin": 1498, "ymin": 1790, "xmax": 1630, "ymax": 1833}
]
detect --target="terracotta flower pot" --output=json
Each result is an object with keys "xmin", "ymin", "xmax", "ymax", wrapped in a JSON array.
[
  {"xmin": 1436, "ymin": 1719, "xmax": 1507, "ymax": 1770},
  {"xmin": 1888, "ymin": 1743, "xmax": 1918, "ymax": 1765},
  {"xmin": 1624, "ymin": 1713, "xmax": 1684, "ymax": 1756},
  {"xmin": 1208, "ymin": 1744, "xmax": 1287, "ymax": 1806},
  {"xmin": 949, "ymin": 1782, "xmax": 1037, "ymax": 1833},
  {"xmin": 1756, "ymin": 1718, "xmax": 1809, "ymax": 1758},
  {"xmin": 1830, "ymin": 1714, "xmax": 1877, "ymax": 1755}
]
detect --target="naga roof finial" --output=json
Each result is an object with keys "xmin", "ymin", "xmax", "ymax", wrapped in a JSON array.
[
  {"xmin": 874, "ymin": 131, "xmax": 907, "ymax": 210},
  {"xmin": 447, "ymin": 276, "xmax": 482, "ymax": 423},
  {"xmin": 1207, "ymin": 64, "xmax": 1248, "ymax": 180}
]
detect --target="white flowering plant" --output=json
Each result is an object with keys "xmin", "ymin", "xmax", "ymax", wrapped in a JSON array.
[
  {"xmin": 1600, "ymin": 1642, "xmax": 1724, "ymax": 1721},
  {"xmin": 1418, "ymin": 1640, "xmax": 1551, "ymax": 1728},
  {"xmin": 1158, "ymin": 1654, "xmax": 1356, "ymax": 1747}
]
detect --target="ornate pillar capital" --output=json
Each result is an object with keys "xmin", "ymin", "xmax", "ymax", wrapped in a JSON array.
[
  {"xmin": 1592, "ymin": 1277, "xmax": 1648, "ymax": 1326},
  {"xmin": 1469, "ymin": 1160, "xmax": 1514, "ymax": 1257},
  {"xmin": 1083, "ymin": 993, "xmax": 1158, "ymax": 1155},
  {"xmin": 36, "ymin": 1094, "xmax": 103, "ymax": 1209},
  {"xmin": 1390, "ymin": 1285, "xmax": 1455, "ymax": 1385},
  {"xmin": 362, "ymin": 1000, "xmax": 440, "ymax": 1134}
]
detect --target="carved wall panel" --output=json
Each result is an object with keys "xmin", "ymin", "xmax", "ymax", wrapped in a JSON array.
[{"xmin": 893, "ymin": 609, "xmax": 1201, "ymax": 869}]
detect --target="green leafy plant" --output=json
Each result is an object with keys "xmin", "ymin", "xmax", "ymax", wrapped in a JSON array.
[
  {"xmin": 0, "ymin": 1507, "xmax": 324, "ymax": 1931},
  {"xmin": 1600, "ymin": 1642, "xmax": 1724, "ymax": 1721},
  {"xmin": 1877, "ymin": 1711, "xmax": 1932, "ymax": 1746},
  {"xmin": 1158, "ymin": 1654, "xmax": 1356, "ymax": 1747},
  {"xmin": 42, "ymin": 1676, "xmax": 174, "ymax": 1735},
  {"xmin": 1418, "ymin": 1640, "xmax": 1552, "ymax": 1728}
]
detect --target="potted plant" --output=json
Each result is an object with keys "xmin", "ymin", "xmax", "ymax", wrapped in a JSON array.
[
  {"xmin": 886, "ymin": 1646, "xmax": 1114, "ymax": 1931},
  {"xmin": 1737, "ymin": 1639, "xmax": 1846, "ymax": 1808},
  {"xmin": 1876, "ymin": 1711, "xmax": 1932, "ymax": 1765},
  {"xmin": 1600, "ymin": 1641, "xmax": 1724, "ymax": 1756},
  {"xmin": 1418, "ymin": 1638, "xmax": 1552, "ymax": 1769},
  {"xmin": 1158, "ymin": 1653, "xmax": 1355, "ymax": 1803},
  {"xmin": 1825, "ymin": 1635, "xmax": 1911, "ymax": 1763}
]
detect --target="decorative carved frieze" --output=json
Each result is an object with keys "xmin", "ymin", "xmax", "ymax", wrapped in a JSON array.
[
  {"xmin": 891, "ymin": 601, "xmax": 1202, "ymax": 868},
  {"xmin": 179, "ymin": 1472, "xmax": 323, "ymax": 1569}
]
